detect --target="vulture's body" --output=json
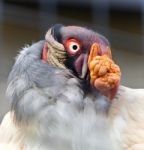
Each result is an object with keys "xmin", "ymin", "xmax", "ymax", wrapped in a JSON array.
[
  {"xmin": 0, "ymin": 25, "xmax": 144, "ymax": 150},
  {"xmin": 1, "ymin": 86, "xmax": 144, "ymax": 150}
]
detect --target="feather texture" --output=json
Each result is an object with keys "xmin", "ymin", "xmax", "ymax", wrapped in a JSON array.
[
  {"xmin": 110, "ymin": 86, "xmax": 144, "ymax": 150},
  {"xmin": 1, "ymin": 32, "xmax": 144, "ymax": 150},
  {"xmin": 1, "ymin": 42, "xmax": 114, "ymax": 150}
]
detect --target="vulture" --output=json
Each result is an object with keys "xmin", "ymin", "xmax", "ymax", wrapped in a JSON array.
[{"xmin": 0, "ymin": 24, "xmax": 144, "ymax": 150}]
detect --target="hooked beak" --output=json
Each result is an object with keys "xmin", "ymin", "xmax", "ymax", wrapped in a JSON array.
[
  {"xmin": 74, "ymin": 42, "xmax": 112, "ymax": 80},
  {"xmin": 75, "ymin": 53, "xmax": 88, "ymax": 79}
]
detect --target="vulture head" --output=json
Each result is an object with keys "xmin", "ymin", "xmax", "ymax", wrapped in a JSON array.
[{"xmin": 42, "ymin": 24, "xmax": 121, "ymax": 100}]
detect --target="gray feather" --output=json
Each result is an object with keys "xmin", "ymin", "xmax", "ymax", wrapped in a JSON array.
[
  {"xmin": 7, "ymin": 40, "xmax": 80, "ymax": 121},
  {"xmin": 6, "ymin": 41, "xmax": 114, "ymax": 150}
]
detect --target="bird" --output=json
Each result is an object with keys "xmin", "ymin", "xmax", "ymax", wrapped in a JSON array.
[{"xmin": 0, "ymin": 24, "xmax": 144, "ymax": 150}]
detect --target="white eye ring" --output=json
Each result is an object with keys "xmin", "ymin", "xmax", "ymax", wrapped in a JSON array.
[
  {"xmin": 65, "ymin": 38, "xmax": 81, "ymax": 55},
  {"xmin": 69, "ymin": 42, "xmax": 80, "ymax": 52}
]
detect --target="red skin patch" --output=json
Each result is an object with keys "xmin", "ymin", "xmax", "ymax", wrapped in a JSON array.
[{"xmin": 41, "ymin": 42, "xmax": 48, "ymax": 63}]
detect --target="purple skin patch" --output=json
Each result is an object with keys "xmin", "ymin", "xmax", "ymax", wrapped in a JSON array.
[{"xmin": 60, "ymin": 26, "xmax": 110, "ymax": 79}]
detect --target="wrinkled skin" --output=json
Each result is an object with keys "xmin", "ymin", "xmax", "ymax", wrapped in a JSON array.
[{"xmin": 88, "ymin": 43, "xmax": 121, "ymax": 100}]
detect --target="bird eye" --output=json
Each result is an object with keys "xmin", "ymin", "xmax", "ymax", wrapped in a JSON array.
[{"xmin": 65, "ymin": 39, "xmax": 81, "ymax": 55}]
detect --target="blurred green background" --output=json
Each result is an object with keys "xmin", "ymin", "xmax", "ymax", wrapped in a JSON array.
[{"xmin": 0, "ymin": 0, "xmax": 144, "ymax": 121}]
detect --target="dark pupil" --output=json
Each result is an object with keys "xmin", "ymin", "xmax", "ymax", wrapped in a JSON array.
[{"xmin": 72, "ymin": 45, "xmax": 78, "ymax": 50}]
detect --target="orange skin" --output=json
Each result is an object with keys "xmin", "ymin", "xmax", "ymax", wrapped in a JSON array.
[{"xmin": 88, "ymin": 43, "xmax": 121, "ymax": 100}]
